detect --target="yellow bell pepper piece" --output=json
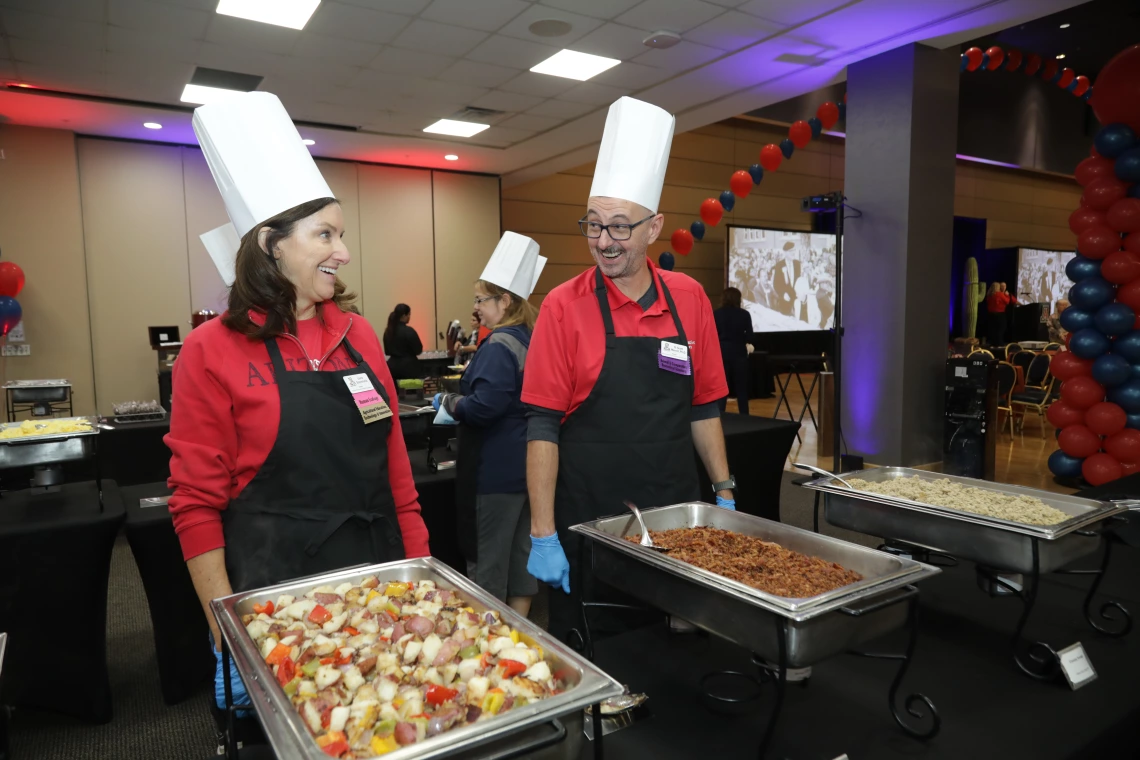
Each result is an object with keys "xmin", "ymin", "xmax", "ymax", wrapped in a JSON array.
[
  {"xmin": 481, "ymin": 691, "xmax": 506, "ymax": 715},
  {"xmin": 384, "ymin": 582, "xmax": 409, "ymax": 597},
  {"xmin": 366, "ymin": 590, "xmax": 382, "ymax": 603},
  {"xmin": 509, "ymin": 629, "xmax": 519, "ymax": 644},
  {"xmin": 370, "ymin": 734, "xmax": 400, "ymax": 755}
]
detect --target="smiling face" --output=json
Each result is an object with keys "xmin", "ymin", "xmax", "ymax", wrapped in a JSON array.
[
  {"xmin": 474, "ymin": 283, "xmax": 509, "ymax": 329},
  {"xmin": 585, "ymin": 196, "xmax": 662, "ymax": 282},
  {"xmin": 260, "ymin": 203, "xmax": 349, "ymax": 318}
]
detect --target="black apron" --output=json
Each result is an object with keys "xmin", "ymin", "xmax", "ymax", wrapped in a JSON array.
[
  {"xmin": 223, "ymin": 335, "xmax": 405, "ymax": 593},
  {"xmin": 548, "ymin": 268, "xmax": 701, "ymax": 642}
]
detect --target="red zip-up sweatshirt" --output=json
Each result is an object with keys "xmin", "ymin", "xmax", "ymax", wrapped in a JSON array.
[{"xmin": 166, "ymin": 302, "xmax": 431, "ymax": 562}]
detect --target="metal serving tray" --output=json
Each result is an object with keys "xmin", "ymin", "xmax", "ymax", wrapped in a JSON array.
[
  {"xmin": 0, "ymin": 416, "xmax": 99, "ymax": 444},
  {"xmin": 0, "ymin": 416, "xmax": 100, "ymax": 468},
  {"xmin": 211, "ymin": 557, "xmax": 623, "ymax": 760},
  {"xmin": 802, "ymin": 467, "xmax": 1126, "ymax": 573},
  {"xmin": 571, "ymin": 503, "xmax": 940, "ymax": 667}
]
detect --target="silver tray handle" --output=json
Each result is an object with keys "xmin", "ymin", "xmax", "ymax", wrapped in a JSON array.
[{"xmin": 838, "ymin": 585, "xmax": 918, "ymax": 617}]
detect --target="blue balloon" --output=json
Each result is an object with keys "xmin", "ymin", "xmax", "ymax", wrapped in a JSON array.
[
  {"xmin": 1084, "ymin": 89, "xmax": 1093, "ymax": 102},
  {"xmin": 1066, "ymin": 254, "xmax": 1102, "ymax": 283},
  {"xmin": 658, "ymin": 251, "xmax": 675, "ymax": 271},
  {"xmin": 1095, "ymin": 302, "xmax": 1137, "ymax": 336},
  {"xmin": 838, "ymin": 102, "xmax": 846, "ymax": 121},
  {"xmin": 1070, "ymin": 327, "xmax": 1111, "ymax": 359},
  {"xmin": 1093, "ymin": 353, "xmax": 1132, "ymax": 387},
  {"xmin": 748, "ymin": 163, "xmax": 765, "ymax": 184},
  {"xmin": 1132, "ymin": 364, "xmax": 1140, "ymax": 382},
  {"xmin": 807, "ymin": 117, "xmax": 822, "ymax": 137},
  {"xmin": 779, "ymin": 138, "xmax": 795, "ymax": 159},
  {"xmin": 1049, "ymin": 67, "xmax": 1063, "ymax": 84},
  {"xmin": 690, "ymin": 220, "xmax": 705, "ymax": 241},
  {"xmin": 1069, "ymin": 276, "xmax": 1116, "ymax": 311},
  {"xmin": 1095, "ymin": 123, "xmax": 1137, "ymax": 159},
  {"xmin": 980, "ymin": 53, "xmax": 990, "ymax": 70},
  {"xmin": 1128, "ymin": 413, "xmax": 1140, "ymax": 430},
  {"xmin": 1129, "ymin": 184, "xmax": 1140, "ymax": 200},
  {"xmin": 1049, "ymin": 449, "xmax": 1085, "ymax": 478},
  {"xmin": 1115, "ymin": 331, "xmax": 1140, "ymax": 363},
  {"xmin": 1067, "ymin": 79, "xmax": 1079, "ymax": 92},
  {"xmin": 0, "ymin": 296, "xmax": 20, "ymax": 336},
  {"xmin": 1109, "ymin": 380, "xmax": 1140, "ymax": 413},
  {"xmin": 1061, "ymin": 307, "xmax": 1095, "ymax": 333},
  {"xmin": 719, "ymin": 190, "xmax": 736, "ymax": 212},
  {"xmin": 960, "ymin": 54, "xmax": 969, "ymax": 72},
  {"xmin": 1115, "ymin": 147, "xmax": 1140, "ymax": 184}
]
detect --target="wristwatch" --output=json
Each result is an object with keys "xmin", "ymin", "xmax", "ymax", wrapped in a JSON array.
[{"xmin": 712, "ymin": 476, "xmax": 736, "ymax": 493}]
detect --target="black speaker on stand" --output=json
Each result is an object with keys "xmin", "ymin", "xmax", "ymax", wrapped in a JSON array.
[{"xmin": 944, "ymin": 357, "xmax": 997, "ymax": 480}]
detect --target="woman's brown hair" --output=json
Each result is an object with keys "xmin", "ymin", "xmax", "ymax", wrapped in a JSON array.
[
  {"xmin": 476, "ymin": 280, "xmax": 538, "ymax": 331},
  {"xmin": 721, "ymin": 287, "xmax": 742, "ymax": 309},
  {"xmin": 223, "ymin": 197, "xmax": 357, "ymax": 340}
]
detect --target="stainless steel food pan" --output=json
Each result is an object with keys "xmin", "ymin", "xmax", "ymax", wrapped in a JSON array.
[
  {"xmin": 211, "ymin": 557, "xmax": 623, "ymax": 760},
  {"xmin": 0, "ymin": 424, "xmax": 98, "ymax": 468}
]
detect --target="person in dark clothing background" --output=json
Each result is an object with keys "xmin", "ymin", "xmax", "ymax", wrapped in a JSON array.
[
  {"xmin": 714, "ymin": 287, "xmax": 754, "ymax": 416},
  {"xmin": 383, "ymin": 303, "xmax": 423, "ymax": 380}
]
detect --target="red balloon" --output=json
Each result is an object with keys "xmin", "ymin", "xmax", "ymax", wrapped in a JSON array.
[
  {"xmin": 1069, "ymin": 207, "xmax": 1107, "ymax": 235},
  {"xmin": 1123, "ymin": 461, "xmax": 1139, "ymax": 475},
  {"xmin": 1126, "ymin": 232, "xmax": 1140, "ymax": 255},
  {"xmin": 1078, "ymin": 224, "xmax": 1123, "ymax": 259},
  {"xmin": 1061, "ymin": 376, "xmax": 1106, "ymax": 409},
  {"xmin": 964, "ymin": 46, "xmax": 984, "ymax": 72},
  {"xmin": 1107, "ymin": 198, "xmax": 1140, "ymax": 233},
  {"xmin": 1105, "ymin": 428, "xmax": 1140, "ymax": 464},
  {"xmin": 816, "ymin": 102, "xmax": 839, "ymax": 129},
  {"xmin": 1117, "ymin": 278, "xmax": 1140, "ymax": 313},
  {"xmin": 759, "ymin": 144, "xmax": 783, "ymax": 172},
  {"xmin": 699, "ymin": 198, "xmax": 723, "ymax": 227},
  {"xmin": 1083, "ymin": 177, "xmax": 1129, "ymax": 210},
  {"xmin": 789, "ymin": 120, "xmax": 812, "ymax": 149},
  {"xmin": 1048, "ymin": 399, "xmax": 1087, "ymax": 429},
  {"xmin": 670, "ymin": 228, "xmax": 693, "ymax": 255},
  {"xmin": 985, "ymin": 46, "xmax": 1004, "ymax": 70},
  {"xmin": 1024, "ymin": 53, "xmax": 1042, "ymax": 76},
  {"xmin": 1100, "ymin": 250, "xmax": 1140, "ymax": 284},
  {"xmin": 1091, "ymin": 143, "xmax": 1103, "ymax": 158},
  {"xmin": 1057, "ymin": 67, "xmax": 1075, "ymax": 89},
  {"xmin": 729, "ymin": 170, "xmax": 753, "ymax": 198},
  {"xmin": 1086, "ymin": 402, "xmax": 1127, "ymax": 436},
  {"xmin": 1059, "ymin": 424, "xmax": 1102, "ymax": 458},
  {"xmin": 1050, "ymin": 351, "xmax": 1094, "ymax": 381},
  {"xmin": 1041, "ymin": 59, "xmax": 1060, "ymax": 82},
  {"xmin": 1004, "ymin": 49, "xmax": 1023, "ymax": 71},
  {"xmin": 1074, "ymin": 156, "xmax": 1115, "ymax": 187},
  {"xmin": 1089, "ymin": 44, "xmax": 1140, "ymax": 131},
  {"xmin": 1073, "ymin": 75, "xmax": 1090, "ymax": 97},
  {"xmin": 0, "ymin": 262, "xmax": 24, "ymax": 298},
  {"xmin": 1083, "ymin": 453, "xmax": 1123, "ymax": 486}
]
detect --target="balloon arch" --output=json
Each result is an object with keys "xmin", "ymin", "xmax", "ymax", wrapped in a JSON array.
[{"xmin": 658, "ymin": 43, "xmax": 1140, "ymax": 486}]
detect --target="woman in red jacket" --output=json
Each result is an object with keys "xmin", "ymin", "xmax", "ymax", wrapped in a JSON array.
[{"xmin": 985, "ymin": 282, "xmax": 1017, "ymax": 348}]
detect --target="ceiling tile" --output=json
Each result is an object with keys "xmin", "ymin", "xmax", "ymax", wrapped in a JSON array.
[
  {"xmin": 8, "ymin": 39, "xmax": 104, "ymax": 69},
  {"xmin": 103, "ymin": 76, "xmax": 185, "ymax": 105},
  {"xmin": 0, "ymin": 59, "xmax": 16, "ymax": 79},
  {"xmin": 196, "ymin": 42, "xmax": 290, "ymax": 78},
  {"xmin": 497, "ymin": 5, "xmax": 605, "ymax": 46},
  {"xmin": 204, "ymin": 14, "xmax": 301, "ymax": 56},
  {"xmin": 0, "ymin": 0, "xmax": 104, "ymax": 22},
  {"xmin": 273, "ymin": 58, "xmax": 362, "ymax": 87},
  {"xmin": 386, "ymin": 96, "xmax": 466, "ymax": 119},
  {"xmin": 108, "ymin": 0, "xmax": 211, "ymax": 39},
  {"xmin": 475, "ymin": 125, "xmax": 536, "ymax": 147},
  {"xmin": 471, "ymin": 89, "xmax": 545, "ymax": 112},
  {"xmin": 704, "ymin": 0, "xmax": 752, "ymax": 5},
  {"xmin": 633, "ymin": 39, "xmax": 723, "ymax": 71},
  {"xmin": 335, "ymin": 0, "xmax": 432, "ymax": 14},
  {"xmin": 464, "ymin": 35, "xmax": 561, "ymax": 70},
  {"xmin": 555, "ymin": 81, "xmax": 629, "ymax": 105},
  {"xmin": 616, "ymin": 0, "xmax": 727, "ymax": 33},
  {"xmin": 150, "ymin": 0, "xmax": 219, "ymax": 11},
  {"xmin": 587, "ymin": 60, "xmax": 668, "ymax": 89},
  {"xmin": 106, "ymin": 25, "xmax": 203, "ymax": 62},
  {"xmin": 103, "ymin": 53, "xmax": 192, "ymax": 83},
  {"xmin": 496, "ymin": 112, "xmax": 564, "ymax": 131},
  {"xmin": 16, "ymin": 63, "xmax": 106, "ymax": 94},
  {"xmin": 736, "ymin": 0, "xmax": 847, "ymax": 26},
  {"xmin": 526, "ymin": 98, "xmax": 597, "ymax": 119},
  {"xmin": 347, "ymin": 67, "xmax": 407, "ymax": 94},
  {"xmin": 0, "ymin": 9, "xmax": 103, "ymax": 49},
  {"xmin": 536, "ymin": 0, "xmax": 643, "ymax": 21},
  {"xmin": 399, "ymin": 77, "xmax": 489, "ymax": 105},
  {"xmin": 367, "ymin": 47, "xmax": 457, "ymax": 78},
  {"xmin": 571, "ymin": 22, "xmax": 653, "ymax": 61},
  {"xmin": 292, "ymin": 32, "xmax": 382, "ymax": 67},
  {"xmin": 304, "ymin": 3, "xmax": 411, "ymax": 45},
  {"xmin": 684, "ymin": 9, "xmax": 782, "ymax": 50},
  {"xmin": 437, "ymin": 60, "xmax": 520, "ymax": 89},
  {"xmin": 497, "ymin": 71, "xmax": 578, "ymax": 98},
  {"xmin": 420, "ymin": 0, "xmax": 530, "ymax": 33},
  {"xmin": 390, "ymin": 19, "xmax": 489, "ymax": 57},
  {"xmin": 319, "ymin": 84, "xmax": 395, "ymax": 107}
]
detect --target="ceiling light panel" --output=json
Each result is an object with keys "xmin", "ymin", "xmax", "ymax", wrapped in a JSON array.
[
  {"xmin": 216, "ymin": 0, "xmax": 321, "ymax": 30},
  {"xmin": 530, "ymin": 49, "xmax": 620, "ymax": 81},
  {"xmin": 423, "ymin": 119, "xmax": 490, "ymax": 137}
]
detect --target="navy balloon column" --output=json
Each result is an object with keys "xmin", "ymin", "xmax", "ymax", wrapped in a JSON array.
[{"xmin": 1049, "ymin": 45, "xmax": 1140, "ymax": 485}]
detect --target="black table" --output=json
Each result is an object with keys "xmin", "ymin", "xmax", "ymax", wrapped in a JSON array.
[
  {"xmin": 705, "ymin": 414, "xmax": 800, "ymax": 521},
  {"xmin": 767, "ymin": 354, "xmax": 827, "ymax": 435},
  {"xmin": 0, "ymin": 481, "xmax": 124, "ymax": 723}
]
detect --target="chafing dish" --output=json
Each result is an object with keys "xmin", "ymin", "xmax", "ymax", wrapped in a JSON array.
[
  {"xmin": 211, "ymin": 557, "xmax": 623, "ymax": 760},
  {"xmin": 571, "ymin": 503, "xmax": 940, "ymax": 667},
  {"xmin": 0, "ymin": 416, "xmax": 99, "ymax": 468},
  {"xmin": 801, "ymin": 467, "xmax": 1127, "ymax": 573}
]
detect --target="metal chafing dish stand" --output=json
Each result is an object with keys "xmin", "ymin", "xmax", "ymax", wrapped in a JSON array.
[
  {"xmin": 800, "ymin": 466, "xmax": 1136, "ymax": 682},
  {"xmin": 0, "ymin": 416, "xmax": 102, "ymax": 495},
  {"xmin": 211, "ymin": 557, "xmax": 624, "ymax": 760},
  {"xmin": 570, "ymin": 503, "xmax": 943, "ymax": 758}
]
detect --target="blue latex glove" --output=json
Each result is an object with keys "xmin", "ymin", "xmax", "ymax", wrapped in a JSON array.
[
  {"xmin": 434, "ymin": 406, "xmax": 457, "ymax": 425},
  {"xmin": 716, "ymin": 495, "xmax": 736, "ymax": 511},
  {"xmin": 528, "ymin": 533, "xmax": 571, "ymax": 593},
  {"xmin": 432, "ymin": 393, "xmax": 443, "ymax": 411},
  {"xmin": 212, "ymin": 637, "xmax": 252, "ymax": 714}
]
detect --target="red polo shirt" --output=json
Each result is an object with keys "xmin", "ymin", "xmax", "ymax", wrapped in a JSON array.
[{"xmin": 522, "ymin": 260, "xmax": 728, "ymax": 416}]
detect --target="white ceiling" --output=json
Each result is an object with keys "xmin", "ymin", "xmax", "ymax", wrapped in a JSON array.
[{"xmin": 0, "ymin": 0, "xmax": 1084, "ymax": 183}]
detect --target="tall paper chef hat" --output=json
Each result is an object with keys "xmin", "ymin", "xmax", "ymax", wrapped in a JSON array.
[
  {"xmin": 200, "ymin": 222, "xmax": 240, "ymax": 287},
  {"xmin": 193, "ymin": 92, "xmax": 333, "ymax": 238},
  {"xmin": 479, "ymin": 231, "xmax": 547, "ymax": 300},
  {"xmin": 589, "ymin": 96, "xmax": 675, "ymax": 214}
]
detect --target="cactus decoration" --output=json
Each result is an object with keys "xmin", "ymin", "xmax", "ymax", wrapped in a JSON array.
[{"xmin": 962, "ymin": 257, "xmax": 986, "ymax": 339}]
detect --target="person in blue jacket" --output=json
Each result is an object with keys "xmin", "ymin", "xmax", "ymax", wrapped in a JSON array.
[{"xmin": 434, "ymin": 232, "xmax": 547, "ymax": 616}]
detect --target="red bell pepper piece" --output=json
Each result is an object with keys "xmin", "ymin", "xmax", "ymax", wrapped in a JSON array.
[
  {"xmin": 252, "ymin": 601, "xmax": 275, "ymax": 615},
  {"xmin": 320, "ymin": 740, "xmax": 349, "ymax": 758},
  {"xmin": 343, "ymin": 626, "xmax": 359, "ymax": 636},
  {"xmin": 266, "ymin": 643, "xmax": 291, "ymax": 666},
  {"xmin": 425, "ymin": 683, "xmax": 459, "ymax": 706},
  {"xmin": 276, "ymin": 656, "xmax": 295, "ymax": 685},
  {"xmin": 320, "ymin": 657, "xmax": 335, "ymax": 665},
  {"xmin": 320, "ymin": 705, "xmax": 334, "ymax": 729},
  {"xmin": 308, "ymin": 605, "xmax": 332, "ymax": 625},
  {"xmin": 498, "ymin": 660, "xmax": 526, "ymax": 679},
  {"xmin": 334, "ymin": 652, "xmax": 353, "ymax": 667}
]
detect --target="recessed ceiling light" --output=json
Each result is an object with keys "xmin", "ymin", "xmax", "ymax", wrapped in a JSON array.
[
  {"xmin": 215, "ymin": 0, "xmax": 321, "ymax": 30},
  {"xmin": 1059, "ymin": 23, "xmax": 1070, "ymax": 29},
  {"xmin": 302, "ymin": 138, "xmax": 315, "ymax": 145},
  {"xmin": 423, "ymin": 119, "xmax": 490, "ymax": 138},
  {"xmin": 181, "ymin": 83, "xmax": 247, "ymax": 104},
  {"xmin": 528, "ymin": 19, "xmax": 572, "ymax": 38},
  {"xmin": 1056, "ymin": 53, "xmax": 1066, "ymax": 59},
  {"xmin": 444, "ymin": 154, "xmax": 459, "ymax": 161},
  {"xmin": 143, "ymin": 122, "xmax": 163, "ymax": 129},
  {"xmin": 530, "ymin": 49, "xmax": 620, "ymax": 81}
]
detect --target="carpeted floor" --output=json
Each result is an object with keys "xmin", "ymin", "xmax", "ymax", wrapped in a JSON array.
[{"xmin": 6, "ymin": 472, "xmax": 855, "ymax": 760}]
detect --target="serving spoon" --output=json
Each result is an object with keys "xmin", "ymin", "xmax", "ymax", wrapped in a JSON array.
[
  {"xmin": 623, "ymin": 501, "xmax": 670, "ymax": 552},
  {"xmin": 792, "ymin": 462, "xmax": 856, "ymax": 489}
]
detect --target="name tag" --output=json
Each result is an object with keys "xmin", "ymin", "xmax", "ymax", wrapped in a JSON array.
[
  {"xmin": 658, "ymin": 340, "xmax": 691, "ymax": 376},
  {"xmin": 343, "ymin": 373, "xmax": 392, "ymax": 424},
  {"xmin": 1058, "ymin": 642, "xmax": 1097, "ymax": 690},
  {"xmin": 660, "ymin": 341, "xmax": 688, "ymax": 360}
]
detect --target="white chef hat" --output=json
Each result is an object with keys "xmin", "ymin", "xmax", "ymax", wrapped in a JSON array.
[
  {"xmin": 192, "ymin": 92, "xmax": 333, "ymax": 238},
  {"xmin": 200, "ymin": 222, "xmax": 240, "ymax": 287},
  {"xmin": 479, "ymin": 231, "xmax": 547, "ymax": 300},
  {"xmin": 589, "ymin": 96, "xmax": 675, "ymax": 214}
]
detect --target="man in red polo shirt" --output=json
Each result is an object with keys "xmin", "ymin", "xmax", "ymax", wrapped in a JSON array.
[{"xmin": 523, "ymin": 97, "xmax": 734, "ymax": 642}]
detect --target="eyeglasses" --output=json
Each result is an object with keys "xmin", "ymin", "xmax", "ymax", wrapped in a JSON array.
[
  {"xmin": 578, "ymin": 213, "xmax": 655, "ymax": 241},
  {"xmin": 473, "ymin": 294, "xmax": 499, "ymax": 306}
]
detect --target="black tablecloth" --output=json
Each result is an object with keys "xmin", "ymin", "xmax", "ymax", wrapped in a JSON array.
[
  {"xmin": 710, "ymin": 414, "xmax": 800, "ymax": 521},
  {"xmin": 0, "ymin": 481, "xmax": 124, "ymax": 723}
]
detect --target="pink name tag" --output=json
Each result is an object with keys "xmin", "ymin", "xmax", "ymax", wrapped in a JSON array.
[{"xmin": 343, "ymin": 374, "xmax": 392, "ymax": 423}]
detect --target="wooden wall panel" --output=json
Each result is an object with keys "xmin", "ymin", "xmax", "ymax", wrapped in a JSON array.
[
  {"xmin": 316, "ymin": 160, "xmax": 364, "ymax": 315},
  {"xmin": 181, "ymin": 147, "xmax": 231, "ymax": 316}
]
